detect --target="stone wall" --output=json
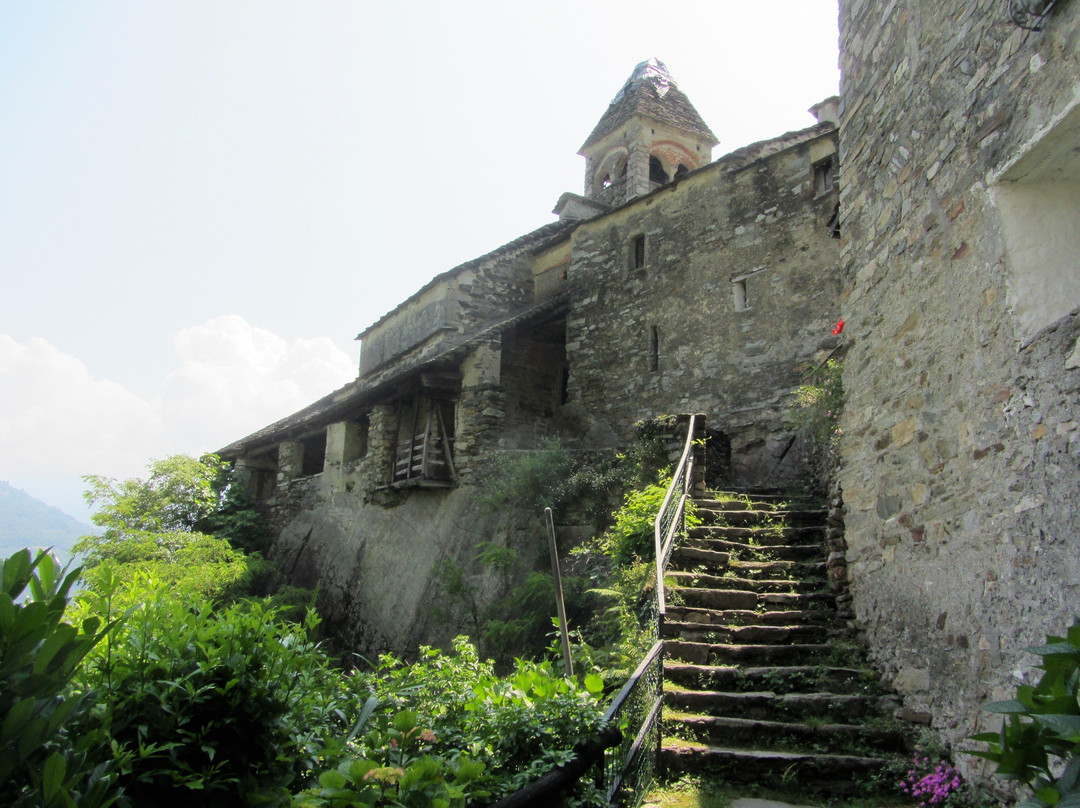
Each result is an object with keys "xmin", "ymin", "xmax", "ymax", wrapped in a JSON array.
[
  {"xmin": 270, "ymin": 485, "xmax": 545, "ymax": 659},
  {"xmin": 500, "ymin": 323, "xmax": 566, "ymax": 450},
  {"xmin": 358, "ymin": 248, "xmax": 536, "ymax": 389},
  {"xmin": 565, "ymin": 132, "xmax": 842, "ymax": 486},
  {"xmin": 838, "ymin": 0, "xmax": 1080, "ymax": 761}
]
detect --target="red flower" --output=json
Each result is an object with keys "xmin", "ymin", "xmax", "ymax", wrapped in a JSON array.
[{"xmin": 832, "ymin": 318, "xmax": 845, "ymax": 335}]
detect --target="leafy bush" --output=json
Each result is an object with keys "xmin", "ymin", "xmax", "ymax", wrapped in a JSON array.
[
  {"xmin": 305, "ymin": 637, "xmax": 607, "ymax": 806},
  {"xmin": 478, "ymin": 438, "xmax": 578, "ymax": 514},
  {"xmin": 74, "ymin": 576, "xmax": 357, "ymax": 807},
  {"xmin": 74, "ymin": 454, "xmax": 273, "ymax": 602},
  {"xmin": 971, "ymin": 619, "xmax": 1080, "ymax": 808},
  {"xmin": 79, "ymin": 532, "xmax": 264, "ymax": 604},
  {"xmin": 0, "ymin": 549, "xmax": 121, "ymax": 808},
  {"xmin": 196, "ymin": 467, "xmax": 273, "ymax": 555},
  {"xmin": 294, "ymin": 709, "xmax": 487, "ymax": 808},
  {"xmin": 80, "ymin": 454, "xmax": 225, "ymax": 539},
  {"xmin": 482, "ymin": 572, "xmax": 593, "ymax": 663},
  {"xmin": 789, "ymin": 357, "xmax": 844, "ymax": 450},
  {"xmin": 588, "ymin": 471, "xmax": 700, "ymax": 567}
]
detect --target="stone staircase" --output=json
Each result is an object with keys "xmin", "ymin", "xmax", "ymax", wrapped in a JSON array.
[{"xmin": 658, "ymin": 490, "xmax": 912, "ymax": 793}]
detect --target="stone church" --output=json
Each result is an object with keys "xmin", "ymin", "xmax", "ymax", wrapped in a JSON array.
[{"xmin": 221, "ymin": 0, "xmax": 1080, "ymax": 763}]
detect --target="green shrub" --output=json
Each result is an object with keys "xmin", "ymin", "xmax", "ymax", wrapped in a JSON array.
[
  {"xmin": 77, "ymin": 532, "xmax": 264, "ymax": 604},
  {"xmin": 482, "ymin": 572, "xmax": 592, "ymax": 662},
  {"xmin": 74, "ymin": 577, "xmax": 357, "ymax": 807},
  {"xmin": 588, "ymin": 471, "xmax": 700, "ymax": 567},
  {"xmin": 971, "ymin": 619, "xmax": 1080, "ymax": 808},
  {"xmin": 74, "ymin": 454, "xmax": 274, "ymax": 603},
  {"xmin": 478, "ymin": 438, "xmax": 577, "ymax": 514},
  {"xmin": 0, "ymin": 549, "xmax": 121, "ymax": 808},
  {"xmin": 196, "ymin": 467, "xmax": 273, "ymax": 555},
  {"xmin": 311, "ymin": 637, "xmax": 607, "ymax": 806},
  {"xmin": 789, "ymin": 357, "xmax": 844, "ymax": 451},
  {"xmin": 294, "ymin": 709, "xmax": 487, "ymax": 808}
]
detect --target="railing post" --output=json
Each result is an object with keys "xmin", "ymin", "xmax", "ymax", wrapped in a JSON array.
[{"xmin": 545, "ymin": 507, "xmax": 574, "ymax": 678}]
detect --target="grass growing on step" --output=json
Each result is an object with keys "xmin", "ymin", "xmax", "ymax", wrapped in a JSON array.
[{"xmin": 645, "ymin": 773, "xmax": 913, "ymax": 808}]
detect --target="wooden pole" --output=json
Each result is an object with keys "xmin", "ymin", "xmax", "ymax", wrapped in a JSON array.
[{"xmin": 545, "ymin": 506, "xmax": 573, "ymax": 678}]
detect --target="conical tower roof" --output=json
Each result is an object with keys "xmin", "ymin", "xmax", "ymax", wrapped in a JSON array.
[{"xmin": 580, "ymin": 58, "xmax": 718, "ymax": 152}]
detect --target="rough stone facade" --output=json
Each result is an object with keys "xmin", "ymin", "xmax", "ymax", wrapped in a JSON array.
[
  {"xmin": 565, "ymin": 128, "xmax": 842, "ymax": 486},
  {"xmin": 220, "ymin": 60, "xmax": 844, "ymax": 659},
  {"xmin": 838, "ymin": 0, "xmax": 1080, "ymax": 762}
]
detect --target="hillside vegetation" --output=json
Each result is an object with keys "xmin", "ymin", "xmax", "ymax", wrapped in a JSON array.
[
  {"xmin": 0, "ymin": 481, "xmax": 92, "ymax": 559},
  {"xmin": 2, "ymin": 453, "xmax": 623, "ymax": 807}
]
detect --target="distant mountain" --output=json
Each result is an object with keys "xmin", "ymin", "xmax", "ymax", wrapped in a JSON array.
[{"xmin": 0, "ymin": 481, "xmax": 94, "ymax": 561}]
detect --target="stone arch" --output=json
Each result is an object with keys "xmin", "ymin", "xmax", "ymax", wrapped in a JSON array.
[
  {"xmin": 649, "ymin": 141, "xmax": 699, "ymax": 185},
  {"xmin": 649, "ymin": 155, "xmax": 669, "ymax": 184},
  {"xmin": 593, "ymin": 147, "xmax": 629, "ymax": 196}
]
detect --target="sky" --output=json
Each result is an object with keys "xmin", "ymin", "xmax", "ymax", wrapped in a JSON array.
[{"xmin": 0, "ymin": 0, "xmax": 840, "ymax": 522}]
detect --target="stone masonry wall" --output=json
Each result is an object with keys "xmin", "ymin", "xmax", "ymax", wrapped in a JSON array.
[
  {"xmin": 566, "ymin": 134, "xmax": 842, "ymax": 487},
  {"xmin": 838, "ymin": 0, "xmax": 1080, "ymax": 764},
  {"xmin": 359, "ymin": 251, "xmax": 534, "ymax": 390}
]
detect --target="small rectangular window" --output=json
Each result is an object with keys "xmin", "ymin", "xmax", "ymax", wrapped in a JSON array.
[
  {"xmin": 631, "ymin": 234, "xmax": 646, "ymax": 270},
  {"xmin": 300, "ymin": 432, "xmax": 327, "ymax": 477},
  {"xmin": 813, "ymin": 157, "xmax": 835, "ymax": 195},
  {"xmin": 649, "ymin": 325, "xmax": 659, "ymax": 372},
  {"xmin": 733, "ymin": 279, "xmax": 748, "ymax": 311}
]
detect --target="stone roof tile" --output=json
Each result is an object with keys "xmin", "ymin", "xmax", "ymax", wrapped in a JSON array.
[{"xmin": 580, "ymin": 58, "xmax": 718, "ymax": 151}]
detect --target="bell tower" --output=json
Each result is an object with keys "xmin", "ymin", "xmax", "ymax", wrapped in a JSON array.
[{"xmin": 580, "ymin": 59, "xmax": 719, "ymax": 207}]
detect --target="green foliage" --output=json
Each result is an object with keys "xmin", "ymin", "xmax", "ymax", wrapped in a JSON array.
[
  {"xmin": 81, "ymin": 454, "xmax": 225, "ymax": 538},
  {"xmin": 586, "ymin": 471, "xmax": 701, "ymax": 567},
  {"xmin": 578, "ymin": 561, "xmax": 657, "ymax": 682},
  {"xmin": 317, "ymin": 637, "xmax": 606, "ymax": 806},
  {"xmin": 74, "ymin": 575, "xmax": 356, "ymax": 807},
  {"xmin": 483, "ymin": 572, "xmax": 591, "ymax": 661},
  {"xmin": 0, "ymin": 549, "xmax": 121, "ymax": 808},
  {"xmin": 479, "ymin": 438, "xmax": 577, "ymax": 514},
  {"xmin": 790, "ymin": 357, "xmax": 844, "ymax": 450},
  {"xmin": 78, "ymin": 532, "xmax": 263, "ymax": 604},
  {"xmin": 479, "ymin": 435, "xmax": 669, "ymax": 529},
  {"xmin": 196, "ymin": 468, "xmax": 273, "ymax": 555},
  {"xmin": 970, "ymin": 619, "xmax": 1080, "ymax": 808},
  {"xmin": 294, "ymin": 708, "xmax": 487, "ymax": 808},
  {"xmin": 73, "ymin": 454, "xmax": 272, "ymax": 602}
]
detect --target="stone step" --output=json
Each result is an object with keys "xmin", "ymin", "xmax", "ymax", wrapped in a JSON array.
[
  {"xmin": 660, "ymin": 740, "xmax": 894, "ymax": 792},
  {"xmin": 728, "ymin": 559, "xmax": 827, "ymax": 578},
  {"xmin": 668, "ymin": 587, "xmax": 759, "ymax": 611},
  {"xmin": 665, "ymin": 712, "xmax": 910, "ymax": 753},
  {"xmin": 661, "ymin": 621, "xmax": 831, "ymax": 646},
  {"xmin": 668, "ymin": 572, "xmax": 833, "ymax": 596},
  {"xmin": 669, "ymin": 546, "xmax": 730, "ymax": 569},
  {"xmin": 662, "ymin": 606, "xmax": 838, "ymax": 628},
  {"xmin": 664, "ymin": 663, "xmax": 873, "ymax": 694},
  {"xmin": 685, "ymin": 537, "xmax": 824, "ymax": 561},
  {"xmin": 664, "ymin": 685, "xmax": 885, "ymax": 721},
  {"xmin": 692, "ymin": 507, "xmax": 826, "ymax": 527},
  {"xmin": 689, "ymin": 524, "xmax": 826, "ymax": 544},
  {"xmin": 665, "ymin": 640, "xmax": 836, "ymax": 666}
]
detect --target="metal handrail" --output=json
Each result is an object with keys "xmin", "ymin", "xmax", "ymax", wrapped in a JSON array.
[
  {"xmin": 599, "ymin": 640, "xmax": 665, "ymax": 805},
  {"xmin": 654, "ymin": 414, "xmax": 697, "ymax": 629},
  {"xmin": 498, "ymin": 416, "xmax": 699, "ymax": 808},
  {"xmin": 598, "ymin": 414, "xmax": 698, "ymax": 805}
]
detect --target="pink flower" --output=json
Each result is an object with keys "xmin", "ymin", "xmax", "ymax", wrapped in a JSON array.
[{"xmin": 832, "ymin": 318, "xmax": 845, "ymax": 335}]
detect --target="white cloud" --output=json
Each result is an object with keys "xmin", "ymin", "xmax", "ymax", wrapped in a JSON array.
[
  {"xmin": 161, "ymin": 314, "xmax": 356, "ymax": 452},
  {"xmin": 0, "ymin": 334, "xmax": 161, "ymax": 478},
  {"xmin": 0, "ymin": 317, "xmax": 355, "ymax": 494}
]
